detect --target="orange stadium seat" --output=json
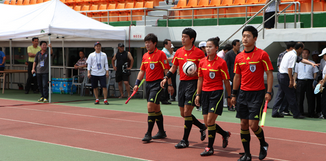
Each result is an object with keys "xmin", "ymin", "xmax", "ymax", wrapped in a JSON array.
[
  {"xmin": 225, "ymin": 0, "xmax": 247, "ymax": 18},
  {"xmin": 108, "ymin": 3, "xmax": 119, "ymax": 22},
  {"xmin": 133, "ymin": 2, "xmax": 145, "ymax": 21},
  {"xmin": 125, "ymin": 2, "xmax": 134, "ymax": 21},
  {"xmin": 89, "ymin": 4, "xmax": 99, "ymax": 20},
  {"xmin": 74, "ymin": 5, "xmax": 81, "ymax": 11},
  {"xmin": 247, "ymin": 0, "xmax": 265, "ymax": 16},
  {"xmin": 10, "ymin": 0, "xmax": 16, "ymax": 5},
  {"xmin": 81, "ymin": 4, "xmax": 90, "ymax": 15},
  {"xmin": 16, "ymin": 0, "xmax": 23, "ymax": 5},
  {"xmin": 98, "ymin": 3, "xmax": 108, "ymax": 22},
  {"xmin": 36, "ymin": 0, "xmax": 43, "ymax": 4},
  {"xmin": 65, "ymin": 0, "xmax": 73, "ymax": 4},
  {"xmin": 60, "ymin": 0, "xmax": 65, "ymax": 3},
  {"xmin": 4, "ymin": 0, "xmax": 10, "ymax": 4},
  {"xmin": 144, "ymin": 1, "xmax": 154, "ymax": 8},
  {"xmin": 30, "ymin": 0, "xmax": 36, "ymax": 4},
  {"xmin": 23, "ymin": 0, "xmax": 30, "ymax": 5},
  {"xmin": 116, "ymin": 3, "xmax": 128, "ymax": 21},
  {"xmin": 178, "ymin": 0, "xmax": 198, "ymax": 19},
  {"xmin": 196, "ymin": 0, "xmax": 213, "ymax": 18}
]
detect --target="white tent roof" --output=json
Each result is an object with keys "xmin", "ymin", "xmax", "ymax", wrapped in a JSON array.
[{"xmin": 0, "ymin": 0, "xmax": 125, "ymax": 40}]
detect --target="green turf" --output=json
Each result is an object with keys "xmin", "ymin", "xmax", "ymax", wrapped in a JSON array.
[
  {"xmin": 2, "ymin": 89, "xmax": 326, "ymax": 133},
  {"xmin": 0, "ymin": 135, "xmax": 145, "ymax": 161}
]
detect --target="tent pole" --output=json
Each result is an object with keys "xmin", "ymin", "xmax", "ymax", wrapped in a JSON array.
[
  {"xmin": 48, "ymin": 34, "xmax": 52, "ymax": 103},
  {"xmin": 62, "ymin": 37, "xmax": 66, "ymax": 78},
  {"xmin": 9, "ymin": 39, "xmax": 12, "ymax": 70}
]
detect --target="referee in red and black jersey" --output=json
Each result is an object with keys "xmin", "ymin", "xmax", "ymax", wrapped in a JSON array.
[
  {"xmin": 231, "ymin": 26, "xmax": 273, "ymax": 161},
  {"xmin": 134, "ymin": 33, "xmax": 173, "ymax": 142},
  {"xmin": 195, "ymin": 37, "xmax": 232, "ymax": 156},
  {"xmin": 161, "ymin": 28, "xmax": 207, "ymax": 149}
]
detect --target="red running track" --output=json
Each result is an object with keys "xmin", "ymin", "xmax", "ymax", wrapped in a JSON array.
[{"xmin": 0, "ymin": 99, "xmax": 325, "ymax": 161}]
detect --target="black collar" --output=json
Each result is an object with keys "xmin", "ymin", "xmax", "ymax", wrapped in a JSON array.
[{"xmin": 244, "ymin": 46, "xmax": 255, "ymax": 53}]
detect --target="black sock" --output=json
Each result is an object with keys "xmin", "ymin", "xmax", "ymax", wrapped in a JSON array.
[
  {"xmin": 207, "ymin": 124, "xmax": 216, "ymax": 148},
  {"xmin": 182, "ymin": 116, "xmax": 193, "ymax": 142},
  {"xmin": 155, "ymin": 111, "xmax": 164, "ymax": 132},
  {"xmin": 215, "ymin": 124, "xmax": 227, "ymax": 137},
  {"xmin": 241, "ymin": 129, "xmax": 251, "ymax": 155},
  {"xmin": 147, "ymin": 112, "xmax": 156, "ymax": 135},
  {"xmin": 254, "ymin": 126, "xmax": 266, "ymax": 146},
  {"xmin": 191, "ymin": 115, "xmax": 205, "ymax": 129}
]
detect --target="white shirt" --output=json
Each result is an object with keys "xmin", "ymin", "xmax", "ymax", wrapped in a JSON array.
[
  {"xmin": 279, "ymin": 50, "xmax": 297, "ymax": 74},
  {"xmin": 217, "ymin": 50, "xmax": 225, "ymax": 60},
  {"xmin": 265, "ymin": 0, "xmax": 279, "ymax": 13},
  {"xmin": 320, "ymin": 59, "xmax": 326, "ymax": 72},
  {"xmin": 295, "ymin": 60, "xmax": 318, "ymax": 80},
  {"xmin": 323, "ymin": 65, "xmax": 326, "ymax": 79},
  {"xmin": 86, "ymin": 51, "xmax": 109, "ymax": 76}
]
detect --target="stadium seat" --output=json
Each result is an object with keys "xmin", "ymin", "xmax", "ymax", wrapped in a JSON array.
[
  {"xmin": 23, "ymin": 0, "xmax": 30, "ymax": 5},
  {"xmin": 60, "ymin": 0, "xmax": 65, "ymax": 3},
  {"xmin": 65, "ymin": 0, "xmax": 73, "ymax": 4},
  {"xmin": 81, "ymin": 5, "xmax": 90, "ymax": 15},
  {"xmin": 89, "ymin": 4, "xmax": 99, "ymax": 20},
  {"xmin": 133, "ymin": 2, "xmax": 145, "ymax": 21},
  {"xmin": 16, "ymin": 0, "xmax": 23, "ymax": 5},
  {"xmin": 74, "ymin": 5, "xmax": 81, "ymax": 11},
  {"xmin": 179, "ymin": 0, "xmax": 198, "ymax": 19},
  {"xmin": 300, "ymin": 1, "xmax": 325, "ymax": 12},
  {"xmin": 144, "ymin": 1, "xmax": 154, "ymax": 8},
  {"xmin": 36, "ymin": 0, "xmax": 43, "ymax": 4},
  {"xmin": 196, "ymin": 0, "xmax": 213, "ymax": 18},
  {"xmin": 125, "ymin": 2, "xmax": 135, "ymax": 21},
  {"xmin": 247, "ymin": 0, "xmax": 266, "ymax": 16},
  {"xmin": 4, "ymin": 0, "xmax": 10, "ymax": 4},
  {"xmin": 30, "ymin": 0, "xmax": 36, "ymax": 4},
  {"xmin": 116, "ymin": 3, "xmax": 128, "ymax": 21},
  {"xmin": 98, "ymin": 3, "xmax": 108, "ymax": 22},
  {"xmin": 225, "ymin": 0, "xmax": 247, "ymax": 17},
  {"xmin": 108, "ymin": 3, "xmax": 119, "ymax": 22},
  {"xmin": 10, "ymin": 0, "xmax": 16, "ymax": 5},
  {"xmin": 172, "ymin": 0, "xmax": 186, "ymax": 19}
]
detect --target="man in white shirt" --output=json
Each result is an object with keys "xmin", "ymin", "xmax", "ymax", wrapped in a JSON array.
[
  {"xmin": 317, "ymin": 48, "xmax": 326, "ymax": 119},
  {"xmin": 272, "ymin": 43, "xmax": 318, "ymax": 119},
  {"xmin": 86, "ymin": 42, "xmax": 109, "ymax": 105},
  {"xmin": 293, "ymin": 49, "xmax": 318, "ymax": 117}
]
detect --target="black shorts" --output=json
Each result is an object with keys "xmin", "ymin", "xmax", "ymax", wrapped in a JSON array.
[
  {"xmin": 146, "ymin": 79, "xmax": 163, "ymax": 104},
  {"xmin": 91, "ymin": 75, "xmax": 107, "ymax": 88},
  {"xmin": 236, "ymin": 90, "xmax": 265, "ymax": 120},
  {"xmin": 264, "ymin": 12, "xmax": 275, "ymax": 28},
  {"xmin": 178, "ymin": 80, "xmax": 197, "ymax": 107},
  {"xmin": 115, "ymin": 71, "xmax": 129, "ymax": 82},
  {"xmin": 201, "ymin": 90, "xmax": 224, "ymax": 115}
]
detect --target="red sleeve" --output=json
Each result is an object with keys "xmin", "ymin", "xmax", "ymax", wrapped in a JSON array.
[
  {"xmin": 261, "ymin": 52, "xmax": 274, "ymax": 71},
  {"xmin": 198, "ymin": 61, "xmax": 203, "ymax": 77},
  {"xmin": 220, "ymin": 60, "xmax": 230, "ymax": 80},
  {"xmin": 160, "ymin": 51, "xmax": 170, "ymax": 70},
  {"xmin": 140, "ymin": 56, "xmax": 146, "ymax": 71},
  {"xmin": 234, "ymin": 56, "xmax": 241, "ymax": 74},
  {"xmin": 172, "ymin": 50, "xmax": 179, "ymax": 66}
]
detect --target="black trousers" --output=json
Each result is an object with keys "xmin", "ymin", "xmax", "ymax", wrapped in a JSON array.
[
  {"xmin": 161, "ymin": 69, "xmax": 177, "ymax": 101},
  {"xmin": 296, "ymin": 79, "xmax": 315, "ymax": 115},
  {"xmin": 25, "ymin": 62, "xmax": 38, "ymax": 92},
  {"xmin": 321, "ymin": 88, "xmax": 326, "ymax": 116},
  {"xmin": 273, "ymin": 73, "xmax": 301, "ymax": 117}
]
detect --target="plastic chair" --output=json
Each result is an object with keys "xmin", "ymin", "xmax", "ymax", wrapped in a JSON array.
[
  {"xmin": 65, "ymin": 0, "xmax": 73, "ymax": 3},
  {"xmin": 125, "ymin": 2, "xmax": 134, "ymax": 21},
  {"xmin": 90, "ymin": 4, "xmax": 100, "ymax": 21},
  {"xmin": 98, "ymin": 3, "xmax": 108, "ymax": 22},
  {"xmin": 30, "ymin": 0, "xmax": 36, "ymax": 4},
  {"xmin": 196, "ymin": 0, "xmax": 212, "ymax": 18},
  {"xmin": 60, "ymin": 0, "xmax": 65, "ymax": 3},
  {"xmin": 10, "ymin": 0, "xmax": 16, "ymax": 5},
  {"xmin": 116, "ymin": 3, "xmax": 128, "ymax": 21},
  {"xmin": 108, "ymin": 3, "xmax": 119, "ymax": 22},
  {"xmin": 133, "ymin": 2, "xmax": 144, "ymax": 21},
  {"xmin": 74, "ymin": 5, "xmax": 81, "ymax": 11},
  {"xmin": 178, "ymin": 0, "xmax": 198, "ymax": 19},
  {"xmin": 300, "ymin": 1, "xmax": 325, "ymax": 12},
  {"xmin": 4, "ymin": 0, "xmax": 10, "ymax": 4},
  {"xmin": 23, "ymin": 0, "xmax": 30, "ymax": 5},
  {"xmin": 224, "ymin": 0, "xmax": 247, "ymax": 17},
  {"xmin": 81, "ymin": 5, "xmax": 90, "ymax": 15},
  {"xmin": 107, "ymin": 70, "xmax": 117, "ymax": 97},
  {"xmin": 16, "ymin": 0, "xmax": 23, "ymax": 5},
  {"xmin": 36, "ymin": 0, "xmax": 43, "ymax": 4},
  {"xmin": 71, "ymin": 74, "xmax": 86, "ymax": 96}
]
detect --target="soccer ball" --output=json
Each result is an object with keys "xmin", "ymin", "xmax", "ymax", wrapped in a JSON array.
[{"xmin": 182, "ymin": 61, "xmax": 197, "ymax": 76}]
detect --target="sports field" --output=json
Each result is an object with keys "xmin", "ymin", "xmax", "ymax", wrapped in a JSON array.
[{"xmin": 0, "ymin": 90, "xmax": 325, "ymax": 161}]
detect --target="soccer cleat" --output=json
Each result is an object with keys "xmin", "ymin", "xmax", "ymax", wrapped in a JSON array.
[
  {"xmin": 104, "ymin": 100, "xmax": 109, "ymax": 105},
  {"xmin": 200, "ymin": 125, "xmax": 207, "ymax": 141},
  {"xmin": 38, "ymin": 97, "xmax": 44, "ymax": 102},
  {"xmin": 141, "ymin": 133, "xmax": 152, "ymax": 142},
  {"xmin": 152, "ymin": 131, "xmax": 167, "ymax": 139},
  {"xmin": 43, "ymin": 98, "xmax": 48, "ymax": 103},
  {"xmin": 200, "ymin": 147, "xmax": 214, "ymax": 156},
  {"xmin": 94, "ymin": 100, "xmax": 99, "ymax": 104},
  {"xmin": 238, "ymin": 153, "xmax": 252, "ymax": 161},
  {"xmin": 175, "ymin": 140, "xmax": 189, "ymax": 149},
  {"xmin": 259, "ymin": 142, "xmax": 269, "ymax": 160},
  {"xmin": 222, "ymin": 131, "xmax": 231, "ymax": 148}
]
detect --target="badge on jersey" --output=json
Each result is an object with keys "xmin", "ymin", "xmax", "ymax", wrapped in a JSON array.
[
  {"xmin": 250, "ymin": 64, "xmax": 256, "ymax": 72},
  {"xmin": 209, "ymin": 71, "xmax": 215, "ymax": 79},
  {"xmin": 150, "ymin": 63, "xmax": 155, "ymax": 70},
  {"xmin": 164, "ymin": 60, "xmax": 168, "ymax": 64}
]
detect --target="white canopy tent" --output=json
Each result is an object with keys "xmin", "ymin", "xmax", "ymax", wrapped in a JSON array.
[{"xmin": 0, "ymin": 0, "xmax": 126, "ymax": 102}]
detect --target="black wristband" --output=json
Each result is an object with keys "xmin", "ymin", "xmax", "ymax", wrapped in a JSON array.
[
  {"xmin": 196, "ymin": 93, "xmax": 200, "ymax": 97},
  {"xmin": 232, "ymin": 90, "xmax": 238, "ymax": 96},
  {"xmin": 135, "ymin": 79, "xmax": 141, "ymax": 86},
  {"xmin": 166, "ymin": 71, "xmax": 173, "ymax": 78},
  {"xmin": 168, "ymin": 84, "xmax": 173, "ymax": 86},
  {"xmin": 227, "ymin": 96, "xmax": 231, "ymax": 99},
  {"xmin": 266, "ymin": 92, "xmax": 272, "ymax": 95},
  {"xmin": 231, "ymin": 94, "xmax": 237, "ymax": 97}
]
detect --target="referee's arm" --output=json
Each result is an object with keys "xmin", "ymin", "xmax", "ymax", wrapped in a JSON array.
[
  {"xmin": 231, "ymin": 73, "xmax": 241, "ymax": 106},
  {"xmin": 265, "ymin": 70, "xmax": 273, "ymax": 102}
]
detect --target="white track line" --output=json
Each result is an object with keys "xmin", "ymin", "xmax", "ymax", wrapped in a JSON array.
[
  {"xmin": 0, "ymin": 117, "xmax": 287, "ymax": 161},
  {"xmin": 3, "ymin": 106, "xmax": 326, "ymax": 147},
  {"xmin": 0, "ymin": 134, "xmax": 150, "ymax": 161}
]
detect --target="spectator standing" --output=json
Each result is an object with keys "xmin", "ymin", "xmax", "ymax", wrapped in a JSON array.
[
  {"xmin": 31, "ymin": 41, "xmax": 52, "ymax": 103},
  {"xmin": 312, "ymin": 50, "xmax": 322, "ymax": 116},
  {"xmin": 74, "ymin": 50, "xmax": 87, "ymax": 80},
  {"xmin": 217, "ymin": 44, "xmax": 232, "ymax": 60},
  {"xmin": 199, "ymin": 41, "xmax": 207, "ymax": 56},
  {"xmin": 225, "ymin": 39, "xmax": 240, "ymax": 111},
  {"xmin": 87, "ymin": 42, "xmax": 109, "ymax": 105},
  {"xmin": 25, "ymin": 37, "xmax": 41, "ymax": 94},
  {"xmin": 264, "ymin": 0, "xmax": 280, "ymax": 29},
  {"xmin": 161, "ymin": 39, "xmax": 176, "ymax": 104},
  {"xmin": 112, "ymin": 43, "xmax": 134, "ymax": 98},
  {"xmin": 317, "ymin": 48, "xmax": 326, "ymax": 119},
  {"xmin": 272, "ymin": 43, "xmax": 317, "ymax": 119},
  {"xmin": 0, "ymin": 49, "xmax": 5, "ymax": 71},
  {"xmin": 293, "ymin": 49, "xmax": 318, "ymax": 117}
]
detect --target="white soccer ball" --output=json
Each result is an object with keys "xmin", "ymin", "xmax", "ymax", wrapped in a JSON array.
[{"xmin": 182, "ymin": 61, "xmax": 197, "ymax": 76}]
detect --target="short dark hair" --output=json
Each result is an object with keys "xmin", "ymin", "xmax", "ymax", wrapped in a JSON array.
[
  {"xmin": 303, "ymin": 48, "xmax": 310, "ymax": 54},
  {"xmin": 207, "ymin": 36, "xmax": 220, "ymax": 48},
  {"xmin": 144, "ymin": 33, "xmax": 158, "ymax": 47},
  {"xmin": 294, "ymin": 43, "xmax": 304, "ymax": 50},
  {"xmin": 224, "ymin": 44, "xmax": 233, "ymax": 51},
  {"xmin": 40, "ymin": 41, "xmax": 47, "ymax": 46},
  {"xmin": 242, "ymin": 26, "xmax": 258, "ymax": 38},
  {"xmin": 232, "ymin": 39, "xmax": 240, "ymax": 46},
  {"xmin": 182, "ymin": 28, "xmax": 196, "ymax": 45},
  {"xmin": 163, "ymin": 39, "xmax": 171, "ymax": 46},
  {"xmin": 79, "ymin": 50, "xmax": 84, "ymax": 54},
  {"xmin": 286, "ymin": 41, "xmax": 295, "ymax": 49},
  {"xmin": 32, "ymin": 37, "xmax": 39, "ymax": 41}
]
